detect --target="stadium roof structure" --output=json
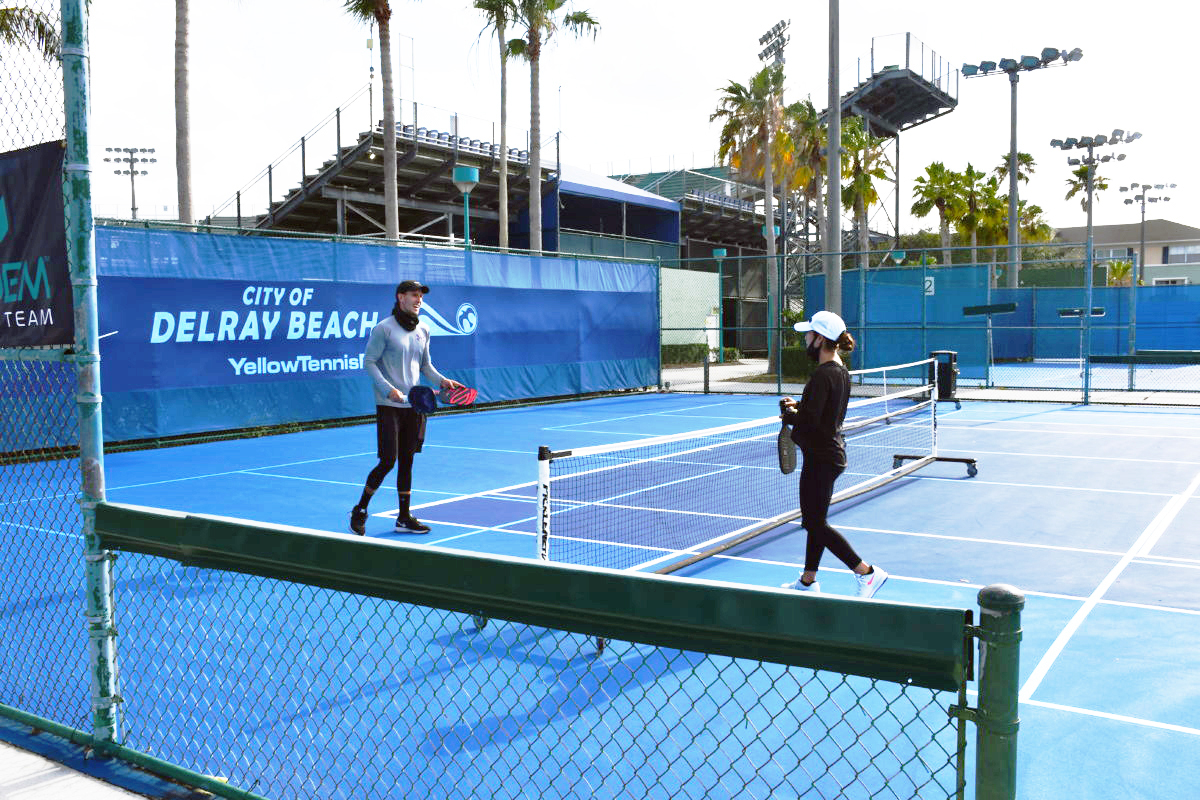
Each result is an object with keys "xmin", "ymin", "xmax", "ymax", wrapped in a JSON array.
[
  {"xmin": 831, "ymin": 64, "xmax": 958, "ymax": 138},
  {"xmin": 239, "ymin": 124, "xmax": 549, "ymax": 238},
  {"xmin": 618, "ymin": 167, "xmax": 777, "ymax": 248}
]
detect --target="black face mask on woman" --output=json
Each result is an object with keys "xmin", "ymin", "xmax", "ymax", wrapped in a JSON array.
[{"xmin": 806, "ymin": 338, "xmax": 824, "ymax": 362}]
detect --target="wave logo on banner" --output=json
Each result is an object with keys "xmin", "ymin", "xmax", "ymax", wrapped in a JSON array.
[{"xmin": 421, "ymin": 302, "xmax": 478, "ymax": 336}]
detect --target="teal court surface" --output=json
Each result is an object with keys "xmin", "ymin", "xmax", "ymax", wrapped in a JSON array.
[{"xmin": 6, "ymin": 392, "xmax": 1199, "ymax": 799}]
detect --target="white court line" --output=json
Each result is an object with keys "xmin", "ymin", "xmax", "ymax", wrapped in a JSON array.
[
  {"xmin": 1132, "ymin": 559, "xmax": 1200, "ymax": 572},
  {"xmin": 912, "ymin": 475, "xmax": 1174, "ymax": 497},
  {"xmin": 935, "ymin": 447, "xmax": 1200, "ymax": 466},
  {"xmin": 540, "ymin": 400, "xmax": 756, "ymax": 432},
  {"xmin": 1023, "ymin": 699, "xmax": 1200, "ymax": 737},
  {"xmin": 108, "ymin": 451, "xmax": 376, "ymax": 492},
  {"xmin": 840, "ymin": 525, "xmax": 1125, "ymax": 557},
  {"xmin": 1019, "ymin": 467, "xmax": 1200, "ymax": 702},
  {"xmin": 939, "ymin": 423, "xmax": 1200, "ymax": 440}
]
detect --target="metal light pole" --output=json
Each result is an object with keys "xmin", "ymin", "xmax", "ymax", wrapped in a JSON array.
[
  {"xmin": 758, "ymin": 19, "xmax": 789, "ymax": 374},
  {"xmin": 1050, "ymin": 130, "xmax": 1140, "ymax": 403},
  {"xmin": 826, "ymin": 0, "xmax": 841, "ymax": 315},
  {"xmin": 1121, "ymin": 182, "xmax": 1176, "ymax": 286},
  {"xmin": 963, "ymin": 47, "xmax": 1081, "ymax": 288},
  {"xmin": 103, "ymin": 147, "xmax": 156, "ymax": 219}
]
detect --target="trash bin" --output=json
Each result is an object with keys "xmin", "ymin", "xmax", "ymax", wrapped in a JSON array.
[{"xmin": 929, "ymin": 350, "xmax": 958, "ymax": 402}]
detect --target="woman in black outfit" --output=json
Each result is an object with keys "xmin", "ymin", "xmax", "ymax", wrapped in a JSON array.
[{"xmin": 779, "ymin": 310, "xmax": 888, "ymax": 599}]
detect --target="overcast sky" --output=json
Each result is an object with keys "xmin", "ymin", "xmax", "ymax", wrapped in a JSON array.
[{"xmin": 86, "ymin": 0, "xmax": 1191, "ymax": 239}]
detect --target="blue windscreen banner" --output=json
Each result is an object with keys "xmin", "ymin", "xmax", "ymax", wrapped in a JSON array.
[
  {"xmin": 0, "ymin": 142, "xmax": 74, "ymax": 347},
  {"xmin": 96, "ymin": 226, "xmax": 659, "ymax": 441}
]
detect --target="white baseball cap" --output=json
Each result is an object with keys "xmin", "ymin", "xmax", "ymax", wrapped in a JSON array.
[{"xmin": 793, "ymin": 310, "xmax": 846, "ymax": 341}]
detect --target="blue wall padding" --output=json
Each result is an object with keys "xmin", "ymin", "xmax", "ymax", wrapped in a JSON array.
[
  {"xmin": 95, "ymin": 226, "xmax": 658, "ymax": 441},
  {"xmin": 804, "ymin": 266, "xmax": 1200, "ymax": 375}
]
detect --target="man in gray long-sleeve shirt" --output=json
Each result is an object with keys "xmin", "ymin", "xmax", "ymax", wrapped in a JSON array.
[{"xmin": 350, "ymin": 280, "xmax": 461, "ymax": 536}]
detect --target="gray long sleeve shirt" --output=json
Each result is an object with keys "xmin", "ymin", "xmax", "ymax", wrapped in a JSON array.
[{"xmin": 363, "ymin": 316, "xmax": 448, "ymax": 408}]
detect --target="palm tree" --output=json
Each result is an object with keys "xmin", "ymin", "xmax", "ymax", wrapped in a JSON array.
[
  {"xmin": 840, "ymin": 116, "xmax": 891, "ymax": 273},
  {"xmin": 344, "ymin": 0, "xmax": 399, "ymax": 240},
  {"xmin": 0, "ymin": 6, "xmax": 59, "ymax": 61},
  {"xmin": 955, "ymin": 164, "xmax": 990, "ymax": 267},
  {"xmin": 175, "ymin": 0, "xmax": 192, "ymax": 224},
  {"xmin": 475, "ymin": 0, "xmax": 518, "ymax": 249},
  {"xmin": 510, "ymin": 0, "xmax": 599, "ymax": 253},
  {"xmin": 1017, "ymin": 199, "xmax": 1053, "ymax": 244},
  {"xmin": 712, "ymin": 63, "xmax": 785, "ymax": 369},
  {"xmin": 782, "ymin": 97, "xmax": 825, "ymax": 254},
  {"xmin": 993, "ymin": 152, "xmax": 1035, "ymax": 184},
  {"xmin": 911, "ymin": 162, "xmax": 962, "ymax": 268},
  {"xmin": 1065, "ymin": 165, "xmax": 1109, "ymax": 213},
  {"xmin": 1107, "ymin": 259, "xmax": 1134, "ymax": 286}
]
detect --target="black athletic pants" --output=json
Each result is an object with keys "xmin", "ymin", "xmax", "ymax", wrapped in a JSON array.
[
  {"xmin": 365, "ymin": 406, "xmax": 426, "ymax": 495},
  {"xmin": 799, "ymin": 458, "xmax": 862, "ymax": 573}
]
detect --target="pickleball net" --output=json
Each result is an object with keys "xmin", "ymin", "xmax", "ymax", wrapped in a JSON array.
[{"xmin": 537, "ymin": 358, "xmax": 974, "ymax": 572}]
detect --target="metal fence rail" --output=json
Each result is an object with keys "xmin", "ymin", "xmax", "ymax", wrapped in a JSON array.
[{"xmin": 70, "ymin": 501, "xmax": 1025, "ymax": 800}]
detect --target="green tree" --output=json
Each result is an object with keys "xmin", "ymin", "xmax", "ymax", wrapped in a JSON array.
[
  {"xmin": 993, "ymin": 151, "xmax": 1036, "ymax": 184},
  {"xmin": 954, "ymin": 164, "xmax": 990, "ymax": 267},
  {"xmin": 911, "ymin": 162, "xmax": 962, "ymax": 269},
  {"xmin": 510, "ymin": 0, "xmax": 599, "ymax": 252},
  {"xmin": 782, "ymin": 96, "xmax": 826, "ymax": 252},
  {"xmin": 1065, "ymin": 164, "xmax": 1110, "ymax": 213},
  {"xmin": 1107, "ymin": 259, "xmax": 1134, "ymax": 286},
  {"xmin": 0, "ymin": 6, "xmax": 59, "ymax": 61},
  {"xmin": 344, "ymin": 0, "xmax": 400, "ymax": 239},
  {"xmin": 712, "ymin": 63, "xmax": 786, "ymax": 370},
  {"xmin": 840, "ymin": 116, "xmax": 891, "ymax": 273},
  {"xmin": 474, "ymin": 0, "xmax": 519, "ymax": 249}
]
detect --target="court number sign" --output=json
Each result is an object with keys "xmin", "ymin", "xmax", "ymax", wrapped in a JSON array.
[{"xmin": 924, "ymin": 277, "xmax": 935, "ymax": 296}]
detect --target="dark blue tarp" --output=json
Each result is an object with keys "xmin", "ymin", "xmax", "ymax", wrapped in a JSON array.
[{"xmin": 96, "ymin": 227, "xmax": 659, "ymax": 441}]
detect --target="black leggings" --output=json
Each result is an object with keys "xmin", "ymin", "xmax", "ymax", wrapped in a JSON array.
[
  {"xmin": 365, "ymin": 406, "xmax": 426, "ymax": 494},
  {"xmin": 799, "ymin": 459, "xmax": 862, "ymax": 573}
]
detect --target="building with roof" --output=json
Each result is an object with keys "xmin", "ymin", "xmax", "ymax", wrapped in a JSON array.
[{"xmin": 1053, "ymin": 219, "xmax": 1200, "ymax": 285}]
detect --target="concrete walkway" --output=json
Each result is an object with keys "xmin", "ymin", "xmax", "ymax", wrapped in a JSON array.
[{"xmin": 0, "ymin": 739, "xmax": 144, "ymax": 799}]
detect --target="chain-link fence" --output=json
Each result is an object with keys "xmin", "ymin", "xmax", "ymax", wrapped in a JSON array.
[
  {"xmin": 661, "ymin": 245, "xmax": 1200, "ymax": 404},
  {"xmin": 0, "ymin": 0, "xmax": 95, "ymax": 735}
]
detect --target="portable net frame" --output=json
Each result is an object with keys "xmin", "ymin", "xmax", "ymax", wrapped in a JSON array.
[{"xmin": 537, "ymin": 358, "xmax": 976, "ymax": 573}]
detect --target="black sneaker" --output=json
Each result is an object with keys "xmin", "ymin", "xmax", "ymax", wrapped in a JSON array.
[
  {"xmin": 349, "ymin": 506, "xmax": 368, "ymax": 535},
  {"xmin": 395, "ymin": 515, "xmax": 431, "ymax": 534}
]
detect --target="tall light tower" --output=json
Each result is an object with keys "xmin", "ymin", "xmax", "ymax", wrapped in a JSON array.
[
  {"xmin": 1049, "ymin": 130, "xmax": 1140, "ymax": 402},
  {"xmin": 963, "ymin": 47, "xmax": 1082, "ymax": 288},
  {"xmin": 758, "ymin": 19, "xmax": 788, "ymax": 374},
  {"xmin": 104, "ymin": 146, "xmax": 156, "ymax": 219},
  {"xmin": 1120, "ymin": 182, "xmax": 1177, "ymax": 286}
]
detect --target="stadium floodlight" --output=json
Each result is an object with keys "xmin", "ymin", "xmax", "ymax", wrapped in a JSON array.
[
  {"xmin": 965, "ymin": 46, "xmax": 1081, "ymax": 288},
  {"xmin": 1052, "ymin": 129, "xmax": 1143, "ymax": 396},
  {"xmin": 1126, "ymin": 131, "xmax": 1142, "ymax": 142},
  {"xmin": 103, "ymin": 145, "xmax": 156, "ymax": 219},
  {"xmin": 1063, "ymin": 137, "xmax": 1079, "ymax": 148},
  {"xmin": 1119, "ymin": 179, "xmax": 1176, "ymax": 285},
  {"xmin": 1050, "ymin": 139, "xmax": 1065, "ymax": 149}
]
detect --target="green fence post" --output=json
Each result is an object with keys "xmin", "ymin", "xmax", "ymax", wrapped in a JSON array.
[
  {"xmin": 976, "ymin": 584, "xmax": 1024, "ymax": 800},
  {"xmin": 62, "ymin": 0, "xmax": 119, "ymax": 743}
]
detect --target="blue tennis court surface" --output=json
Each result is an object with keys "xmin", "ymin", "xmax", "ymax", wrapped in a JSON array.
[{"xmin": 94, "ymin": 393, "xmax": 1200, "ymax": 799}]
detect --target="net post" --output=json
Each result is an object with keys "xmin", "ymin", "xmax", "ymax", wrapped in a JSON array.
[
  {"xmin": 537, "ymin": 446, "xmax": 552, "ymax": 561},
  {"xmin": 975, "ymin": 584, "xmax": 1024, "ymax": 800}
]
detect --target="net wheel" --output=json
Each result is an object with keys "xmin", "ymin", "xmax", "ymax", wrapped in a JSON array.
[
  {"xmin": 967, "ymin": 464, "xmax": 978, "ymax": 478},
  {"xmin": 472, "ymin": 613, "xmax": 488, "ymax": 630}
]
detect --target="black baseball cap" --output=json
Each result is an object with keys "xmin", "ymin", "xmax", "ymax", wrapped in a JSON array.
[{"xmin": 396, "ymin": 280, "xmax": 430, "ymax": 294}]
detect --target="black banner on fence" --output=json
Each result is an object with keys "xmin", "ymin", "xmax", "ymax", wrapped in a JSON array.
[{"xmin": 0, "ymin": 141, "xmax": 74, "ymax": 347}]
